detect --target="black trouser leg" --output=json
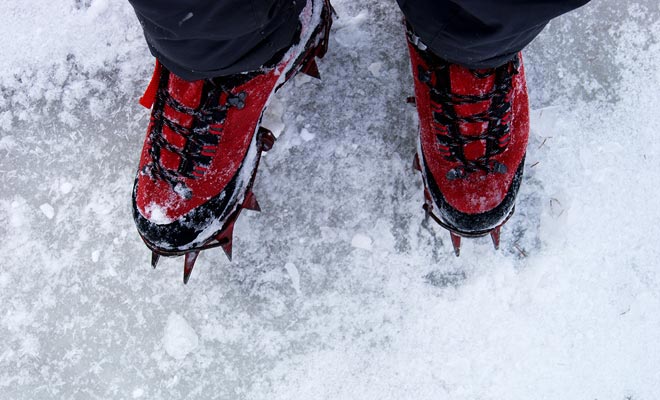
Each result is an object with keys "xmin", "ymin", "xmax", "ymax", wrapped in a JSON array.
[
  {"xmin": 128, "ymin": 0, "xmax": 305, "ymax": 80},
  {"xmin": 129, "ymin": 0, "xmax": 591, "ymax": 79},
  {"xmin": 397, "ymin": 0, "xmax": 590, "ymax": 68}
]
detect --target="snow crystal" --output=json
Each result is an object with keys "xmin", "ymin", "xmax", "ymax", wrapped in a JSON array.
[{"xmin": 163, "ymin": 312, "xmax": 199, "ymax": 360}]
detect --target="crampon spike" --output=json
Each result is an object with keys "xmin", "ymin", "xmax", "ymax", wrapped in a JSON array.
[
  {"xmin": 258, "ymin": 127, "xmax": 276, "ymax": 152},
  {"xmin": 450, "ymin": 233, "xmax": 461, "ymax": 257},
  {"xmin": 221, "ymin": 240, "xmax": 233, "ymax": 261},
  {"xmin": 490, "ymin": 226, "xmax": 501, "ymax": 250},
  {"xmin": 413, "ymin": 153, "xmax": 422, "ymax": 171},
  {"xmin": 301, "ymin": 58, "xmax": 321, "ymax": 79},
  {"xmin": 215, "ymin": 220, "xmax": 236, "ymax": 262},
  {"xmin": 151, "ymin": 252, "xmax": 160, "ymax": 269},
  {"xmin": 243, "ymin": 191, "xmax": 261, "ymax": 212},
  {"xmin": 183, "ymin": 251, "xmax": 200, "ymax": 284}
]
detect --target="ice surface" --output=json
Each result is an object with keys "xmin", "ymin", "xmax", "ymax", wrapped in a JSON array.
[{"xmin": 1, "ymin": 0, "xmax": 660, "ymax": 399}]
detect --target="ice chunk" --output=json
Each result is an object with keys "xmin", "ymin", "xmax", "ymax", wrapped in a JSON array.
[
  {"xmin": 351, "ymin": 233, "xmax": 373, "ymax": 251},
  {"xmin": 284, "ymin": 262, "xmax": 301, "ymax": 295},
  {"xmin": 368, "ymin": 62, "xmax": 382, "ymax": 77},
  {"xmin": 39, "ymin": 203, "xmax": 55, "ymax": 219},
  {"xmin": 300, "ymin": 128, "xmax": 316, "ymax": 142},
  {"xmin": 262, "ymin": 97, "xmax": 286, "ymax": 138},
  {"xmin": 163, "ymin": 312, "xmax": 199, "ymax": 360},
  {"xmin": 60, "ymin": 181, "xmax": 73, "ymax": 194},
  {"xmin": 295, "ymin": 73, "xmax": 313, "ymax": 86}
]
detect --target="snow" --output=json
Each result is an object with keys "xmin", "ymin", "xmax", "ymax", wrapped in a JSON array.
[
  {"xmin": 1, "ymin": 0, "xmax": 660, "ymax": 399},
  {"xmin": 144, "ymin": 202, "xmax": 173, "ymax": 225}
]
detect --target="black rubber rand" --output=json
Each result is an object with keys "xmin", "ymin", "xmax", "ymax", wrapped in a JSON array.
[{"xmin": 422, "ymin": 152, "xmax": 525, "ymax": 236}]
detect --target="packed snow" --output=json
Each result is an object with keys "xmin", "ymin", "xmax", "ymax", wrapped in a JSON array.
[{"xmin": 1, "ymin": 0, "xmax": 660, "ymax": 399}]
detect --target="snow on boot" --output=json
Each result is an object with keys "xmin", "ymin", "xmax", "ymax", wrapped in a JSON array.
[
  {"xmin": 406, "ymin": 28, "xmax": 530, "ymax": 256},
  {"xmin": 132, "ymin": 0, "xmax": 333, "ymax": 282}
]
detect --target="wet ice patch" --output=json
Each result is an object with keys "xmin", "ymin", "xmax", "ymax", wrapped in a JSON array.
[
  {"xmin": 424, "ymin": 270, "xmax": 467, "ymax": 288},
  {"xmin": 163, "ymin": 312, "xmax": 199, "ymax": 360}
]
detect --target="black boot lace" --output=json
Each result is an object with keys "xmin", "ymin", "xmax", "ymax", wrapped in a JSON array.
[
  {"xmin": 143, "ymin": 71, "xmax": 249, "ymax": 198},
  {"xmin": 417, "ymin": 53, "xmax": 520, "ymax": 180}
]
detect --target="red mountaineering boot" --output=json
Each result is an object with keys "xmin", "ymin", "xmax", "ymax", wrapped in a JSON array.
[
  {"xmin": 132, "ymin": 0, "xmax": 333, "ymax": 283},
  {"xmin": 406, "ymin": 28, "xmax": 530, "ymax": 256}
]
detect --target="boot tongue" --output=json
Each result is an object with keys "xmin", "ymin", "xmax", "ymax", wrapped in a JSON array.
[
  {"xmin": 449, "ymin": 64, "xmax": 495, "ymax": 161},
  {"xmin": 168, "ymin": 74, "xmax": 204, "ymax": 109}
]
